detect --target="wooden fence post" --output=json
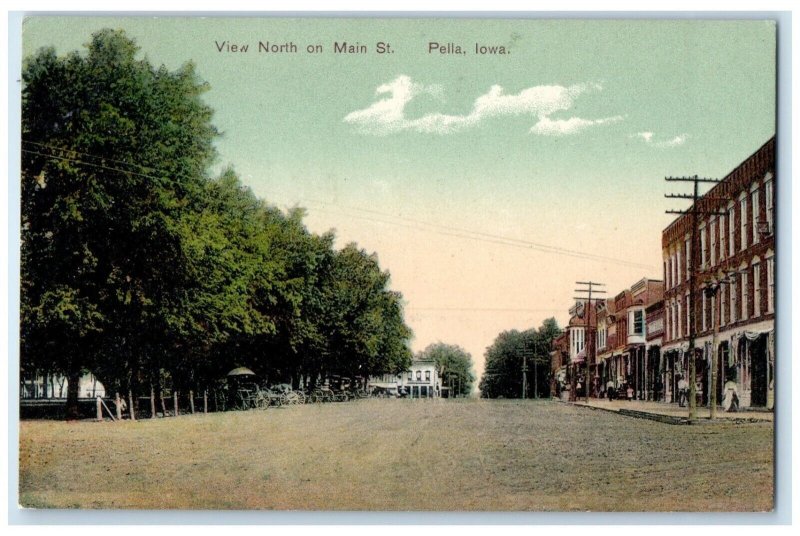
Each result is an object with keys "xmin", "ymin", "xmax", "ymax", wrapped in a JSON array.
[
  {"xmin": 96, "ymin": 396, "xmax": 102, "ymax": 421},
  {"xmin": 173, "ymin": 391, "xmax": 179, "ymax": 417},
  {"xmin": 189, "ymin": 390, "xmax": 195, "ymax": 414},
  {"xmin": 129, "ymin": 390, "xmax": 136, "ymax": 421},
  {"xmin": 150, "ymin": 386, "xmax": 156, "ymax": 419},
  {"xmin": 115, "ymin": 392, "xmax": 122, "ymax": 421},
  {"xmin": 203, "ymin": 390, "xmax": 208, "ymax": 414}
]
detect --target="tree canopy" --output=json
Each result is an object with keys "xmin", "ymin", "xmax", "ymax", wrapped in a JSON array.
[
  {"xmin": 21, "ymin": 29, "xmax": 413, "ymax": 417},
  {"xmin": 478, "ymin": 318, "xmax": 561, "ymax": 399}
]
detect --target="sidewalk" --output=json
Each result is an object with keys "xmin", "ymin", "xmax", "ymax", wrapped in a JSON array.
[{"xmin": 567, "ymin": 398, "xmax": 773, "ymax": 425}]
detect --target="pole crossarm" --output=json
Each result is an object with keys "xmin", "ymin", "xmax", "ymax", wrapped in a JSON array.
[{"xmin": 665, "ymin": 176, "xmax": 720, "ymax": 183}]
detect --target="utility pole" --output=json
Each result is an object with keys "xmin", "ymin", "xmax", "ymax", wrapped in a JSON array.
[
  {"xmin": 575, "ymin": 281, "xmax": 606, "ymax": 402},
  {"xmin": 517, "ymin": 344, "xmax": 533, "ymax": 399},
  {"xmin": 666, "ymin": 175, "xmax": 722, "ymax": 423}
]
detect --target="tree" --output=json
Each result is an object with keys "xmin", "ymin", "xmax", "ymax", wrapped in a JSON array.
[
  {"xmin": 21, "ymin": 29, "xmax": 416, "ymax": 417},
  {"xmin": 21, "ymin": 29, "xmax": 219, "ymax": 417},
  {"xmin": 479, "ymin": 318, "xmax": 561, "ymax": 399},
  {"xmin": 316, "ymin": 244, "xmax": 413, "ymax": 384},
  {"xmin": 416, "ymin": 343, "xmax": 475, "ymax": 397}
]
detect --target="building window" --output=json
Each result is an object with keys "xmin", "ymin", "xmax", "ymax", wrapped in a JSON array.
[
  {"xmin": 425, "ymin": 370, "xmax": 431, "ymax": 381},
  {"xmin": 685, "ymin": 238, "xmax": 691, "ymax": 280},
  {"xmin": 720, "ymin": 284, "xmax": 727, "ymax": 327},
  {"xmin": 767, "ymin": 256, "xmax": 774, "ymax": 313},
  {"xmin": 740, "ymin": 194, "xmax": 748, "ymax": 251},
  {"xmin": 711, "ymin": 219, "xmax": 718, "ymax": 266},
  {"xmin": 408, "ymin": 371, "xmax": 413, "ymax": 381},
  {"xmin": 673, "ymin": 254, "xmax": 678, "ymax": 288},
  {"xmin": 719, "ymin": 214, "xmax": 726, "ymax": 260},
  {"xmin": 701, "ymin": 292, "xmax": 707, "ymax": 332},
  {"xmin": 711, "ymin": 295, "xmax": 716, "ymax": 330},
  {"xmin": 416, "ymin": 370, "xmax": 421, "ymax": 381},
  {"xmin": 677, "ymin": 300, "xmax": 682, "ymax": 338},
  {"xmin": 700, "ymin": 225, "xmax": 707, "ymax": 267},
  {"xmin": 730, "ymin": 279, "xmax": 737, "ymax": 324},
  {"xmin": 753, "ymin": 262, "xmax": 761, "ymax": 317},
  {"xmin": 685, "ymin": 293, "xmax": 690, "ymax": 337},
  {"xmin": 741, "ymin": 271, "xmax": 748, "ymax": 321},
  {"xmin": 664, "ymin": 260, "xmax": 669, "ymax": 288},
  {"xmin": 629, "ymin": 309, "xmax": 644, "ymax": 336},
  {"xmin": 765, "ymin": 179, "xmax": 774, "ymax": 231},
  {"xmin": 728, "ymin": 204, "xmax": 735, "ymax": 257},
  {"xmin": 751, "ymin": 189, "xmax": 760, "ymax": 245},
  {"xmin": 676, "ymin": 250, "xmax": 682, "ymax": 284}
]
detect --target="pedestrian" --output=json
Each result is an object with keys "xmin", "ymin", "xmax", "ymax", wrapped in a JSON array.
[
  {"xmin": 677, "ymin": 375, "xmax": 688, "ymax": 407},
  {"xmin": 606, "ymin": 379, "xmax": 615, "ymax": 400}
]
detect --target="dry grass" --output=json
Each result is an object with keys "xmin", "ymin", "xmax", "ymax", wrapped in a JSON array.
[{"xmin": 19, "ymin": 399, "xmax": 773, "ymax": 511}]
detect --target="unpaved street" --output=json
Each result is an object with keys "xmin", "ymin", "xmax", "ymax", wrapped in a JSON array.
[{"xmin": 19, "ymin": 399, "xmax": 773, "ymax": 511}]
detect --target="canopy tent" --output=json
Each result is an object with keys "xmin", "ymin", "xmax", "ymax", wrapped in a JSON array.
[{"xmin": 226, "ymin": 367, "xmax": 256, "ymax": 377}]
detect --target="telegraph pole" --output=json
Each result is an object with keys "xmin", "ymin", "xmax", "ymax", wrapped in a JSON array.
[
  {"xmin": 666, "ymin": 175, "xmax": 722, "ymax": 423},
  {"xmin": 517, "ymin": 344, "xmax": 533, "ymax": 399},
  {"xmin": 575, "ymin": 281, "xmax": 606, "ymax": 402}
]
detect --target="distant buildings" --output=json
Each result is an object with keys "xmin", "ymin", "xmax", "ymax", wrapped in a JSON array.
[
  {"xmin": 368, "ymin": 356, "xmax": 442, "ymax": 398},
  {"xmin": 551, "ymin": 136, "xmax": 776, "ymax": 410}
]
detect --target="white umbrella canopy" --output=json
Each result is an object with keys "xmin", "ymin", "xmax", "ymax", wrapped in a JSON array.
[{"xmin": 226, "ymin": 367, "xmax": 257, "ymax": 377}]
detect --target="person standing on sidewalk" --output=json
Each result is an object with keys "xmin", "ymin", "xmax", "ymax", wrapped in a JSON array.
[{"xmin": 677, "ymin": 375, "xmax": 688, "ymax": 407}]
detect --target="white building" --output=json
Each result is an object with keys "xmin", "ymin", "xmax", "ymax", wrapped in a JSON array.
[{"xmin": 368, "ymin": 357, "xmax": 442, "ymax": 398}]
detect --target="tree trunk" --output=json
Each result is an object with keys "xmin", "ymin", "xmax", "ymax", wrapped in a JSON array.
[
  {"xmin": 65, "ymin": 367, "xmax": 81, "ymax": 420},
  {"xmin": 129, "ymin": 390, "xmax": 136, "ymax": 421}
]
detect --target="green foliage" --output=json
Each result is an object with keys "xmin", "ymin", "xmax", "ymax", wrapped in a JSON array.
[
  {"xmin": 416, "ymin": 343, "xmax": 475, "ymax": 396},
  {"xmin": 479, "ymin": 318, "xmax": 561, "ymax": 398},
  {"xmin": 21, "ymin": 29, "xmax": 413, "ymax": 408}
]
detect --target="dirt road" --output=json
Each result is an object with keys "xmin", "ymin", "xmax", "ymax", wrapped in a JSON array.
[{"xmin": 18, "ymin": 399, "xmax": 773, "ymax": 511}]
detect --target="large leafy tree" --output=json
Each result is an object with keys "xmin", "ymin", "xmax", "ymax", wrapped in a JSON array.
[
  {"xmin": 416, "ymin": 343, "xmax": 475, "ymax": 397},
  {"xmin": 479, "ymin": 318, "xmax": 561, "ymax": 399},
  {"xmin": 21, "ymin": 29, "xmax": 220, "ymax": 417},
  {"xmin": 21, "ymin": 29, "xmax": 415, "ymax": 418},
  {"xmin": 317, "ymin": 244, "xmax": 413, "ymax": 384}
]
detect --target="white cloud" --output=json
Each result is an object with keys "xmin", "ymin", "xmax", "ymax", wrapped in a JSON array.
[
  {"xmin": 531, "ymin": 115, "xmax": 623, "ymax": 136},
  {"xmin": 632, "ymin": 131, "xmax": 688, "ymax": 148},
  {"xmin": 659, "ymin": 134, "xmax": 688, "ymax": 147},
  {"xmin": 344, "ymin": 76, "xmax": 621, "ymax": 136}
]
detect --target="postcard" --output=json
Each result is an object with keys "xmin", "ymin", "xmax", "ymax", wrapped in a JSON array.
[{"xmin": 16, "ymin": 15, "xmax": 777, "ymax": 513}]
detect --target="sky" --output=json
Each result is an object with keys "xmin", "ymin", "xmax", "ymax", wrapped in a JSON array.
[{"xmin": 20, "ymin": 17, "xmax": 776, "ymax": 383}]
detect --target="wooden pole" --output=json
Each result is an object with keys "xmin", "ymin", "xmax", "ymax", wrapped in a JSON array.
[
  {"xmin": 173, "ymin": 391, "xmax": 179, "ymax": 417},
  {"xmin": 160, "ymin": 391, "xmax": 168, "ymax": 417},
  {"xmin": 150, "ymin": 385, "xmax": 156, "ymax": 419},
  {"xmin": 189, "ymin": 390, "xmax": 195, "ymax": 414},
  {"xmin": 203, "ymin": 390, "xmax": 208, "ymax": 414},
  {"xmin": 96, "ymin": 396, "xmax": 103, "ymax": 421},
  {"xmin": 115, "ymin": 392, "xmax": 122, "ymax": 421},
  {"xmin": 129, "ymin": 389, "xmax": 136, "ymax": 421}
]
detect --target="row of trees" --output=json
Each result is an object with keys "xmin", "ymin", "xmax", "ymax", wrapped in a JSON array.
[
  {"xmin": 21, "ymin": 30, "xmax": 413, "ymax": 418},
  {"xmin": 478, "ymin": 318, "xmax": 561, "ymax": 399}
]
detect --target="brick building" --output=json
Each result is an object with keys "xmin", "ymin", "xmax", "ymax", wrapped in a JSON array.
[
  {"xmin": 661, "ymin": 137, "xmax": 775, "ymax": 409},
  {"xmin": 594, "ymin": 278, "xmax": 663, "ymax": 400}
]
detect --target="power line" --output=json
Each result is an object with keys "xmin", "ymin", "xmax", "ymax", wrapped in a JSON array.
[
  {"xmin": 21, "ymin": 149, "xmax": 168, "ymax": 182},
  {"xmin": 22, "ymin": 143, "xmax": 659, "ymax": 271},
  {"xmin": 22, "ymin": 140, "xmax": 166, "ymax": 175},
  {"xmin": 306, "ymin": 202, "xmax": 657, "ymax": 270}
]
